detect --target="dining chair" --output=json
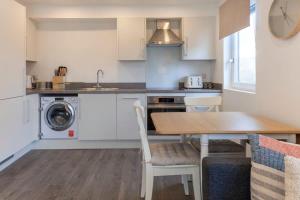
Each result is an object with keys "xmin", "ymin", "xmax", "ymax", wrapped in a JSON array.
[
  {"xmin": 183, "ymin": 96, "xmax": 245, "ymax": 157},
  {"xmin": 184, "ymin": 96, "xmax": 222, "ymax": 112},
  {"xmin": 134, "ymin": 100, "xmax": 201, "ymax": 200}
]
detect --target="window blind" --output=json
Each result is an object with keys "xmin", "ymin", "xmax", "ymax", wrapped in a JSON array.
[{"xmin": 219, "ymin": 0, "xmax": 250, "ymax": 39}]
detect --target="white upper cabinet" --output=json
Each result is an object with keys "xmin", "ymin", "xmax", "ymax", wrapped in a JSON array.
[
  {"xmin": 0, "ymin": 0, "xmax": 26, "ymax": 100},
  {"xmin": 26, "ymin": 18, "xmax": 38, "ymax": 62},
  {"xmin": 117, "ymin": 18, "xmax": 146, "ymax": 61},
  {"xmin": 78, "ymin": 94, "xmax": 117, "ymax": 140},
  {"xmin": 117, "ymin": 94, "xmax": 146, "ymax": 140},
  {"xmin": 181, "ymin": 17, "xmax": 216, "ymax": 60}
]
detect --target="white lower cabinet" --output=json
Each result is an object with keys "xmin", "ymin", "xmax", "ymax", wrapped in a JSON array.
[
  {"xmin": 24, "ymin": 94, "xmax": 40, "ymax": 142},
  {"xmin": 117, "ymin": 94, "xmax": 146, "ymax": 140},
  {"xmin": 0, "ymin": 98, "xmax": 24, "ymax": 163},
  {"xmin": 78, "ymin": 94, "xmax": 117, "ymax": 140},
  {"xmin": 0, "ymin": 95, "xmax": 39, "ymax": 164}
]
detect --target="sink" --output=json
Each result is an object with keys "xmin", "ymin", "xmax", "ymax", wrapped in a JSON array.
[{"xmin": 81, "ymin": 87, "xmax": 119, "ymax": 91}]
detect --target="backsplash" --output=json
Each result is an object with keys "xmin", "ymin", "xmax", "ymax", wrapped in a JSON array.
[{"xmin": 146, "ymin": 47, "xmax": 214, "ymax": 88}]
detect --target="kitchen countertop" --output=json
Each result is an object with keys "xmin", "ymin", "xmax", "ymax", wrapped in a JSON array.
[
  {"xmin": 26, "ymin": 88, "xmax": 222, "ymax": 95},
  {"xmin": 26, "ymin": 82, "xmax": 222, "ymax": 95}
]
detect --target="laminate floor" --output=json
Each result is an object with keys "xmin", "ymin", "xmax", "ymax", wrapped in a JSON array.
[{"xmin": 0, "ymin": 150, "xmax": 195, "ymax": 200}]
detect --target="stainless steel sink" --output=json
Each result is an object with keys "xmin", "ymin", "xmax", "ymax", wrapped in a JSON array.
[{"xmin": 81, "ymin": 87, "xmax": 119, "ymax": 91}]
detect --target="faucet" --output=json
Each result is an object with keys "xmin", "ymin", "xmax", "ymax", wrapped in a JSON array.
[{"xmin": 96, "ymin": 69, "xmax": 104, "ymax": 88}]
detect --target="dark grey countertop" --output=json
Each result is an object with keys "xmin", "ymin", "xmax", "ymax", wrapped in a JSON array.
[
  {"xmin": 26, "ymin": 82, "xmax": 222, "ymax": 95},
  {"xmin": 26, "ymin": 88, "xmax": 222, "ymax": 95}
]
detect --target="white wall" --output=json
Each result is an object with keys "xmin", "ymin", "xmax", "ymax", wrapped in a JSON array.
[
  {"xmin": 27, "ymin": 5, "xmax": 217, "ymax": 85},
  {"xmin": 216, "ymin": 0, "xmax": 300, "ymax": 127}
]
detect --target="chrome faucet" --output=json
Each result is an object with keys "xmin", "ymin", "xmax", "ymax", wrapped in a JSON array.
[{"xmin": 96, "ymin": 69, "xmax": 104, "ymax": 88}]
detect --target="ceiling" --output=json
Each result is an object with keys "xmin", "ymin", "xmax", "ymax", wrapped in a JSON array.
[{"xmin": 17, "ymin": 0, "xmax": 221, "ymax": 6}]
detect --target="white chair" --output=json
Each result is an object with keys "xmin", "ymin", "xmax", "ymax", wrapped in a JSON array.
[
  {"xmin": 134, "ymin": 100, "xmax": 201, "ymax": 200},
  {"xmin": 181, "ymin": 96, "xmax": 222, "ymax": 143},
  {"xmin": 184, "ymin": 96, "xmax": 245, "ymax": 157},
  {"xmin": 184, "ymin": 96, "xmax": 222, "ymax": 113}
]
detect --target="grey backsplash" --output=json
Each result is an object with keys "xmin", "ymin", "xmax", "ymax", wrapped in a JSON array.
[{"xmin": 146, "ymin": 47, "xmax": 214, "ymax": 89}]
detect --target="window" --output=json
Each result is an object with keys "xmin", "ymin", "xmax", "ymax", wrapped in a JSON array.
[{"xmin": 228, "ymin": 4, "xmax": 256, "ymax": 92}]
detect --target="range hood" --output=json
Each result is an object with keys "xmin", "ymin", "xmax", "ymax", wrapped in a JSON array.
[{"xmin": 148, "ymin": 19, "xmax": 184, "ymax": 47}]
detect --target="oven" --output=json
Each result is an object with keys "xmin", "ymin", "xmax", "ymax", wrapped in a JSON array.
[{"xmin": 147, "ymin": 96, "xmax": 186, "ymax": 135}]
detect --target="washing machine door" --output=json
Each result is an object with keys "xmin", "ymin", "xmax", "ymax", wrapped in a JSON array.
[{"xmin": 45, "ymin": 101, "xmax": 75, "ymax": 131}]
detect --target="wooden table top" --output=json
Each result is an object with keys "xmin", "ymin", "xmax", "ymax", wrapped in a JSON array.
[{"xmin": 151, "ymin": 112, "xmax": 300, "ymax": 135}]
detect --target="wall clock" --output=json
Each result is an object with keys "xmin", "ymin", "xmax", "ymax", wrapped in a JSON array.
[{"xmin": 269, "ymin": 0, "xmax": 300, "ymax": 39}]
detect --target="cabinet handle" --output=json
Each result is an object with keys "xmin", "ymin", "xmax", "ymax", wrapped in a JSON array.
[
  {"xmin": 27, "ymin": 100, "xmax": 30, "ymax": 123},
  {"xmin": 140, "ymin": 38, "xmax": 145, "ymax": 59},
  {"xmin": 22, "ymin": 99, "xmax": 30, "ymax": 124},
  {"xmin": 122, "ymin": 97, "xmax": 139, "ymax": 100},
  {"xmin": 23, "ymin": 100, "xmax": 26, "ymax": 124},
  {"xmin": 184, "ymin": 37, "xmax": 189, "ymax": 57}
]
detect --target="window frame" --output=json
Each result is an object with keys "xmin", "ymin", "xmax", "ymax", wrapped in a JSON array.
[{"xmin": 228, "ymin": 4, "xmax": 256, "ymax": 92}]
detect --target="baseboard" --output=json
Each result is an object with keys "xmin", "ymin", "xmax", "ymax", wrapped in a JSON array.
[
  {"xmin": 0, "ymin": 138, "xmax": 182, "ymax": 171},
  {"xmin": 32, "ymin": 140, "xmax": 142, "ymax": 149},
  {"xmin": 32, "ymin": 137, "xmax": 183, "ymax": 150},
  {"xmin": 0, "ymin": 142, "xmax": 34, "ymax": 172}
]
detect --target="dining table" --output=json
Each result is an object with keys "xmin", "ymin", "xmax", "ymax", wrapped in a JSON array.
[{"xmin": 151, "ymin": 112, "xmax": 300, "ymax": 199}]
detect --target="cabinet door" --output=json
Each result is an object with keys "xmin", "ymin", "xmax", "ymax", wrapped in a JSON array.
[
  {"xmin": 0, "ymin": 98, "xmax": 24, "ymax": 163},
  {"xmin": 78, "ymin": 94, "xmax": 117, "ymax": 140},
  {"xmin": 117, "ymin": 94, "xmax": 146, "ymax": 140},
  {"xmin": 185, "ymin": 93, "xmax": 221, "ymax": 98},
  {"xmin": 182, "ymin": 17, "xmax": 216, "ymax": 60},
  {"xmin": 26, "ymin": 18, "xmax": 37, "ymax": 62},
  {"xmin": 0, "ymin": 0, "xmax": 26, "ymax": 99},
  {"xmin": 117, "ymin": 18, "xmax": 146, "ymax": 60},
  {"xmin": 24, "ymin": 94, "xmax": 40, "ymax": 142}
]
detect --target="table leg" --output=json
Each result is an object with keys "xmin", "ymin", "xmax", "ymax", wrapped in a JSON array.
[
  {"xmin": 200, "ymin": 134, "xmax": 209, "ymax": 159},
  {"xmin": 199, "ymin": 134, "xmax": 209, "ymax": 200}
]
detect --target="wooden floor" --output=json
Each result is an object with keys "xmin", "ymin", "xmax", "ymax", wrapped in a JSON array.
[{"xmin": 0, "ymin": 149, "xmax": 194, "ymax": 200}]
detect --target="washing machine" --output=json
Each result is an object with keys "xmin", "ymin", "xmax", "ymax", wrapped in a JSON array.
[{"xmin": 41, "ymin": 95, "xmax": 78, "ymax": 139}]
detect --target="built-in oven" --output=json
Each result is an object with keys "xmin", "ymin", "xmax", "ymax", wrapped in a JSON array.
[{"xmin": 147, "ymin": 96, "xmax": 186, "ymax": 135}]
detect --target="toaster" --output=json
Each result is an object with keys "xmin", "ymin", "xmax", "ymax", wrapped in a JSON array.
[{"xmin": 184, "ymin": 76, "xmax": 203, "ymax": 89}]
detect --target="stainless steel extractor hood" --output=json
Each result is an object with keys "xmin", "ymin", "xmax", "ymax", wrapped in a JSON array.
[{"xmin": 148, "ymin": 19, "xmax": 184, "ymax": 47}]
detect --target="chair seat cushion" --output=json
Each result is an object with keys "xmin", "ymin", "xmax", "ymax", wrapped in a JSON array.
[
  {"xmin": 191, "ymin": 139, "xmax": 245, "ymax": 154},
  {"xmin": 150, "ymin": 142, "xmax": 200, "ymax": 166}
]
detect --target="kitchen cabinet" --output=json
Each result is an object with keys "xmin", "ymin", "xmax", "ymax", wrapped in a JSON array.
[
  {"xmin": 0, "ymin": 98, "xmax": 26, "ymax": 163},
  {"xmin": 117, "ymin": 18, "xmax": 146, "ymax": 61},
  {"xmin": 24, "ymin": 94, "xmax": 40, "ymax": 142},
  {"xmin": 78, "ymin": 94, "xmax": 117, "ymax": 140},
  {"xmin": 26, "ymin": 18, "xmax": 38, "ymax": 62},
  {"xmin": 0, "ymin": 0, "xmax": 26, "ymax": 100},
  {"xmin": 117, "ymin": 94, "xmax": 146, "ymax": 140},
  {"xmin": 181, "ymin": 17, "xmax": 216, "ymax": 60}
]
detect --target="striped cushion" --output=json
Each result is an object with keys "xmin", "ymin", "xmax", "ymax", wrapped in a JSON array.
[
  {"xmin": 249, "ymin": 135, "xmax": 300, "ymax": 200},
  {"xmin": 285, "ymin": 156, "xmax": 300, "ymax": 200},
  {"xmin": 251, "ymin": 162, "xmax": 285, "ymax": 200},
  {"xmin": 260, "ymin": 136, "xmax": 300, "ymax": 159},
  {"xmin": 249, "ymin": 135, "xmax": 285, "ymax": 171}
]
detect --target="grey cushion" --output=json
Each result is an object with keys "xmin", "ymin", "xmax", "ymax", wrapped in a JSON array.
[
  {"xmin": 202, "ymin": 157, "xmax": 251, "ymax": 200},
  {"xmin": 150, "ymin": 142, "xmax": 200, "ymax": 166},
  {"xmin": 191, "ymin": 139, "xmax": 245, "ymax": 155}
]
